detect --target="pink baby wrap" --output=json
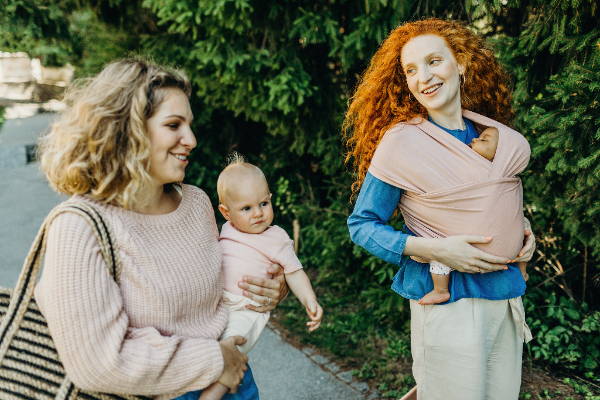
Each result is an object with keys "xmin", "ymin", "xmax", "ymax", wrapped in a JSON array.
[{"xmin": 369, "ymin": 110, "xmax": 530, "ymax": 259}]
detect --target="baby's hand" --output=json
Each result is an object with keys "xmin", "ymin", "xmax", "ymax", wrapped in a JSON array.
[{"xmin": 304, "ymin": 299, "xmax": 323, "ymax": 332}]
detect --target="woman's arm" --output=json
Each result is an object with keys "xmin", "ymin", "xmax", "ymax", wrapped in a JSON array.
[
  {"xmin": 404, "ymin": 235, "xmax": 509, "ymax": 273},
  {"xmin": 347, "ymin": 172, "xmax": 409, "ymax": 265},
  {"xmin": 348, "ymin": 173, "xmax": 510, "ymax": 273},
  {"xmin": 35, "ymin": 213, "xmax": 225, "ymax": 396}
]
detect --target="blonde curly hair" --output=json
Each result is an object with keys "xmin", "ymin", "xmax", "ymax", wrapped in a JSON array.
[{"xmin": 38, "ymin": 58, "xmax": 191, "ymax": 209}]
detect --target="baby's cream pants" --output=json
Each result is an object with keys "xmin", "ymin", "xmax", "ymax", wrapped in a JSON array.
[
  {"xmin": 410, "ymin": 297, "xmax": 532, "ymax": 400},
  {"xmin": 221, "ymin": 291, "xmax": 270, "ymax": 354}
]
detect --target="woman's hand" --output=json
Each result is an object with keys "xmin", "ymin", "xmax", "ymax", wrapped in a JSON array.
[
  {"xmin": 436, "ymin": 236, "xmax": 513, "ymax": 273},
  {"xmin": 510, "ymin": 217, "xmax": 536, "ymax": 263},
  {"xmin": 434, "ymin": 236, "xmax": 511, "ymax": 273},
  {"xmin": 218, "ymin": 336, "xmax": 248, "ymax": 393},
  {"xmin": 238, "ymin": 263, "xmax": 289, "ymax": 313},
  {"xmin": 405, "ymin": 235, "xmax": 510, "ymax": 274}
]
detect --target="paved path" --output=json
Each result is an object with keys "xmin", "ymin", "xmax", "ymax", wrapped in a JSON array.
[
  {"xmin": 0, "ymin": 112, "xmax": 56, "ymax": 167},
  {"xmin": 0, "ymin": 163, "xmax": 64, "ymax": 286},
  {"xmin": 0, "ymin": 115, "xmax": 367, "ymax": 400}
]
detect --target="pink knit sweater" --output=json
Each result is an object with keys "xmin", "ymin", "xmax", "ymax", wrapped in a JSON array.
[{"xmin": 34, "ymin": 184, "xmax": 228, "ymax": 399}]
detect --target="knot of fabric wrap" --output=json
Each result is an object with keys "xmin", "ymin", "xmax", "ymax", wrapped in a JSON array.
[
  {"xmin": 509, "ymin": 297, "xmax": 534, "ymax": 343},
  {"xmin": 369, "ymin": 110, "xmax": 531, "ymax": 260}
]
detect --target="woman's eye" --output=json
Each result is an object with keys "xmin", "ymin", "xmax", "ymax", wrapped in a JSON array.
[
  {"xmin": 166, "ymin": 123, "xmax": 180, "ymax": 130},
  {"xmin": 406, "ymin": 68, "xmax": 415, "ymax": 75},
  {"xmin": 430, "ymin": 59, "xmax": 441, "ymax": 65}
]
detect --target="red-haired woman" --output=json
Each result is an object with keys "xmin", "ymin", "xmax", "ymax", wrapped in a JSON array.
[{"xmin": 345, "ymin": 19, "xmax": 536, "ymax": 399}]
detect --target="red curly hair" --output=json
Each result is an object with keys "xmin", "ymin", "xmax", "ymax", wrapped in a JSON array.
[{"xmin": 343, "ymin": 18, "xmax": 514, "ymax": 195}]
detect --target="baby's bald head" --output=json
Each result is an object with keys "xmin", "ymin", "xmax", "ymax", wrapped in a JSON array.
[
  {"xmin": 217, "ymin": 154, "xmax": 268, "ymax": 204},
  {"xmin": 217, "ymin": 154, "xmax": 274, "ymax": 234}
]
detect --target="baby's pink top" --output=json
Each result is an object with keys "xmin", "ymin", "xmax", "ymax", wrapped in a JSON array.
[{"xmin": 220, "ymin": 221, "xmax": 303, "ymax": 295}]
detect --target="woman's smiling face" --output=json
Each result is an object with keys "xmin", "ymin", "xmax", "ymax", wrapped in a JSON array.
[
  {"xmin": 401, "ymin": 34, "xmax": 464, "ymax": 116},
  {"xmin": 146, "ymin": 88, "xmax": 196, "ymax": 185}
]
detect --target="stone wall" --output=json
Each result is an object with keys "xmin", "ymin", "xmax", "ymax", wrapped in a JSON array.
[
  {"xmin": 0, "ymin": 52, "xmax": 73, "ymax": 104},
  {"xmin": 0, "ymin": 52, "xmax": 73, "ymax": 118},
  {"xmin": 0, "ymin": 52, "xmax": 35, "ymax": 102}
]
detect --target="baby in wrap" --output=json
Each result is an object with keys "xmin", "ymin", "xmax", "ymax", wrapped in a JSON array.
[
  {"xmin": 418, "ymin": 127, "xmax": 529, "ymax": 305},
  {"xmin": 199, "ymin": 155, "xmax": 323, "ymax": 400}
]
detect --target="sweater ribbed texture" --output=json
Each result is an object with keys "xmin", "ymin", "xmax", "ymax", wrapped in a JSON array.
[{"xmin": 34, "ymin": 184, "xmax": 227, "ymax": 399}]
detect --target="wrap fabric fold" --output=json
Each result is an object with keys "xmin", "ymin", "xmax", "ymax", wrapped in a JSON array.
[
  {"xmin": 369, "ymin": 110, "xmax": 531, "ymax": 261},
  {"xmin": 509, "ymin": 297, "xmax": 534, "ymax": 343}
]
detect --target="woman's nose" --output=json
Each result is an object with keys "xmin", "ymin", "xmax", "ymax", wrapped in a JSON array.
[
  {"xmin": 417, "ymin": 66, "xmax": 433, "ymax": 83},
  {"xmin": 181, "ymin": 125, "xmax": 197, "ymax": 149}
]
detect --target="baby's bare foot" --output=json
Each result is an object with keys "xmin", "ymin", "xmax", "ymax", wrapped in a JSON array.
[{"xmin": 418, "ymin": 290, "xmax": 450, "ymax": 305}]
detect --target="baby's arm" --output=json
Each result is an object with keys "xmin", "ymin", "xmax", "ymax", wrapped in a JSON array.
[{"xmin": 285, "ymin": 270, "xmax": 323, "ymax": 332}]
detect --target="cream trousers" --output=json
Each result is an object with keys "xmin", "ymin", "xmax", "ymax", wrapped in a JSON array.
[
  {"xmin": 410, "ymin": 297, "xmax": 531, "ymax": 400},
  {"xmin": 221, "ymin": 291, "xmax": 270, "ymax": 354}
]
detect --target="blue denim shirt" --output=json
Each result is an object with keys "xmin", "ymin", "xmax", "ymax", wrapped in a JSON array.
[{"xmin": 347, "ymin": 118, "xmax": 526, "ymax": 303}]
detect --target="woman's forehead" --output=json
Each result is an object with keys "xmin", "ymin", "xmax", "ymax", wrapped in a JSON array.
[
  {"xmin": 401, "ymin": 34, "xmax": 452, "ymax": 64},
  {"xmin": 154, "ymin": 88, "xmax": 192, "ymax": 118}
]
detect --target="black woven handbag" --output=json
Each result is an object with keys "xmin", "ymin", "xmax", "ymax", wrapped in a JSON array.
[{"xmin": 0, "ymin": 202, "xmax": 152, "ymax": 400}]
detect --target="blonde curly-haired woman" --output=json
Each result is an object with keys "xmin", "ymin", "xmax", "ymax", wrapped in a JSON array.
[{"xmin": 35, "ymin": 58, "xmax": 286, "ymax": 400}]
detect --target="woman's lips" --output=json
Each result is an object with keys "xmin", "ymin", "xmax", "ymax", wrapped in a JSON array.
[
  {"xmin": 421, "ymin": 83, "xmax": 443, "ymax": 96},
  {"xmin": 170, "ymin": 153, "xmax": 189, "ymax": 163}
]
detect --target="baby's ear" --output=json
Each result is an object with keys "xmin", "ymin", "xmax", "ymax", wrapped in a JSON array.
[
  {"xmin": 218, "ymin": 204, "xmax": 231, "ymax": 220},
  {"xmin": 269, "ymin": 193, "xmax": 273, "ymax": 200}
]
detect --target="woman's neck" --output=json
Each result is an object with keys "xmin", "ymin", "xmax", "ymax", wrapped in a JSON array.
[
  {"xmin": 428, "ymin": 106, "xmax": 464, "ymax": 130},
  {"xmin": 135, "ymin": 183, "xmax": 180, "ymax": 215}
]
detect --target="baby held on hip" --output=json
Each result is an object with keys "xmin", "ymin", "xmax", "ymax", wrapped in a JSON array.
[
  {"xmin": 198, "ymin": 156, "xmax": 323, "ymax": 400},
  {"xmin": 418, "ymin": 127, "xmax": 528, "ymax": 306}
]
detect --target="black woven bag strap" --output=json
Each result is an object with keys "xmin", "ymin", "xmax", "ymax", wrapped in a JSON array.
[
  {"xmin": 65, "ymin": 203, "xmax": 120, "ymax": 280},
  {"xmin": 0, "ymin": 201, "xmax": 120, "ymax": 361}
]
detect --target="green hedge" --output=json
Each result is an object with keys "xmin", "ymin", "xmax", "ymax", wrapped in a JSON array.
[{"xmin": 2, "ymin": 0, "xmax": 598, "ymax": 385}]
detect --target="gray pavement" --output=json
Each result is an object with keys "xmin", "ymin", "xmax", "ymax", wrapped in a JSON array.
[
  {"xmin": 0, "ymin": 163, "xmax": 64, "ymax": 286},
  {"xmin": 0, "ymin": 115, "xmax": 368, "ymax": 400},
  {"xmin": 0, "ymin": 112, "xmax": 56, "ymax": 167}
]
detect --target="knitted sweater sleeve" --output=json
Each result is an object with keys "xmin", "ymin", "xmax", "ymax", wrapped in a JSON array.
[{"xmin": 35, "ymin": 212, "xmax": 224, "ymax": 396}]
